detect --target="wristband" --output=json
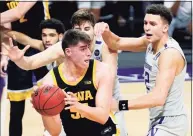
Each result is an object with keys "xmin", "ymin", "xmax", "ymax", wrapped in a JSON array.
[{"xmin": 119, "ymin": 100, "xmax": 129, "ymax": 111}]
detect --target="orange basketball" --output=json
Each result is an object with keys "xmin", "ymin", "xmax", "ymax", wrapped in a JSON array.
[{"xmin": 31, "ymin": 85, "xmax": 65, "ymax": 116}]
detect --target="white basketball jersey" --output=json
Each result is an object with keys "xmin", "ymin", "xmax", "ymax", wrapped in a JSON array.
[
  {"xmin": 91, "ymin": 39, "xmax": 122, "ymax": 100},
  {"xmin": 144, "ymin": 37, "xmax": 187, "ymax": 119}
]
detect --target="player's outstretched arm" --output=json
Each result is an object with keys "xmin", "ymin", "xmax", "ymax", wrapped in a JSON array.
[
  {"xmin": 94, "ymin": 22, "xmax": 149, "ymax": 52},
  {"xmin": 119, "ymin": 48, "xmax": 184, "ymax": 110},
  {"xmin": 1, "ymin": 39, "xmax": 64, "ymax": 70},
  {"xmin": 1, "ymin": 25, "xmax": 43, "ymax": 51},
  {"xmin": 65, "ymin": 61, "xmax": 113, "ymax": 124},
  {"xmin": 0, "ymin": 1, "xmax": 37, "ymax": 24}
]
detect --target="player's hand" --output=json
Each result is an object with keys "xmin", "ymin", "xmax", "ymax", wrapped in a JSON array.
[
  {"xmin": 0, "ymin": 38, "xmax": 30, "ymax": 62},
  {"xmin": 0, "ymin": 56, "xmax": 8, "ymax": 77},
  {"xmin": 30, "ymin": 87, "xmax": 39, "ymax": 108},
  {"xmin": 64, "ymin": 92, "xmax": 80, "ymax": 111},
  {"xmin": 94, "ymin": 22, "xmax": 110, "ymax": 36}
]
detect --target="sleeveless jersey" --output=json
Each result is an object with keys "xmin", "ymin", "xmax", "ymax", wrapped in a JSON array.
[
  {"xmin": 144, "ymin": 37, "xmax": 187, "ymax": 119},
  {"xmin": 50, "ymin": 59, "xmax": 117, "ymax": 136},
  {"xmin": 91, "ymin": 39, "xmax": 122, "ymax": 101}
]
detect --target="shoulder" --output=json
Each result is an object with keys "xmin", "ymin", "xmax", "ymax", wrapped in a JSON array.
[
  {"xmin": 159, "ymin": 48, "xmax": 184, "ymax": 67},
  {"xmin": 94, "ymin": 60, "xmax": 110, "ymax": 78},
  {"xmin": 95, "ymin": 60, "xmax": 110, "ymax": 72}
]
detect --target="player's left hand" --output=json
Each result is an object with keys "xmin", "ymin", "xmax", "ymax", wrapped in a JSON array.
[{"xmin": 64, "ymin": 92, "xmax": 80, "ymax": 110}]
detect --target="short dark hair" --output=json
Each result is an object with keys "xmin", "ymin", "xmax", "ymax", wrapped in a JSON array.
[
  {"xmin": 71, "ymin": 9, "xmax": 96, "ymax": 27},
  {"xmin": 146, "ymin": 4, "xmax": 172, "ymax": 25},
  {"xmin": 39, "ymin": 18, "xmax": 65, "ymax": 34},
  {"xmin": 62, "ymin": 29, "xmax": 91, "ymax": 51}
]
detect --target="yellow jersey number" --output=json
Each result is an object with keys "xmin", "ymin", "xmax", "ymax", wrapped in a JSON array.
[
  {"xmin": 70, "ymin": 103, "xmax": 88, "ymax": 119},
  {"xmin": 7, "ymin": 1, "xmax": 27, "ymax": 23}
]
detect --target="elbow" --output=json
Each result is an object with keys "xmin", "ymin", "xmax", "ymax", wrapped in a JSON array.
[
  {"xmin": 15, "ymin": 9, "xmax": 25, "ymax": 20},
  {"xmin": 98, "ymin": 112, "xmax": 109, "ymax": 125},
  {"xmin": 155, "ymin": 95, "xmax": 167, "ymax": 106},
  {"xmin": 99, "ymin": 117, "xmax": 109, "ymax": 125}
]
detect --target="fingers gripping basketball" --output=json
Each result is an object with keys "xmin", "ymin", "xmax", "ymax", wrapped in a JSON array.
[{"xmin": 32, "ymin": 85, "xmax": 65, "ymax": 116}]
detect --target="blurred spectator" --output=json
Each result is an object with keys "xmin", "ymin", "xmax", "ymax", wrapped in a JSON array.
[
  {"xmin": 164, "ymin": 0, "xmax": 192, "ymax": 36},
  {"xmin": 77, "ymin": 1, "xmax": 105, "ymax": 22}
]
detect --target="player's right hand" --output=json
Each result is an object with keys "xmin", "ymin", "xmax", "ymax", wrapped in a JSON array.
[
  {"xmin": 0, "ymin": 56, "xmax": 8, "ymax": 77},
  {"xmin": 94, "ymin": 22, "xmax": 110, "ymax": 36},
  {"xmin": 0, "ymin": 38, "xmax": 30, "ymax": 62}
]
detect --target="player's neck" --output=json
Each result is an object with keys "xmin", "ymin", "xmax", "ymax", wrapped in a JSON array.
[
  {"xmin": 152, "ymin": 34, "xmax": 169, "ymax": 54},
  {"xmin": 63, "ymin": 59, "xmax": 87, "ymax": 79}
]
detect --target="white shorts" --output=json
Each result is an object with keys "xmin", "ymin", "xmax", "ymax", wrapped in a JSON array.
[{"xmin": 147, "ymin": 115, "xmax": 188, "ymax": 136}]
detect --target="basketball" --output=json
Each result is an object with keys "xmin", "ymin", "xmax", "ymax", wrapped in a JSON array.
[{"xmin": 31, "ymin": 85, "xmax": 65, "ymax": 116}]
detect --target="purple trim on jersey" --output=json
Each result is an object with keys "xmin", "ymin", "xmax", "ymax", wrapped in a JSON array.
[
  {"xmin": 95, "ymin": 40, "xmax": 102, "ymax": 44},
  {"xmin": 146, "ymin": 117, "xmax": 165, "ymax": 136}
]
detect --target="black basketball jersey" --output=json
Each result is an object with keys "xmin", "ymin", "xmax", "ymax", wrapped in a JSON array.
[
  {"xmin": 0, "ymin": 1, "xmax": 50, "ymax": 39},
  {"xmin": 51, "ymin": 59, "xmax": 117, "ymax": 136}
]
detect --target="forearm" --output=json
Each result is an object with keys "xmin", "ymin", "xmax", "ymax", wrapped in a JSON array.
[
  {"xmin": 42, "ymin": 115, "xmax": 61, "ymax": 136},
  {"xmin": 14, "ymin": 56, "xmax": 34, "ymax": 70},
  {"xmin": 128, "ymin": 91, "xmax": 164, "ymax": 110},
  {"xmin": 1, "ymin": 8, "xmax": 21, "ymax": 24},
  {"xmin": 77, "ymin": 103, "xmax": 109, "ymax": 124},
  {"xmin": 5, "ymin": 31, "xmax": 43, "ymax": 51},
  {"xmin": 102, "ymin": 31, "xmax": 120, "ymax": 51},
  {"xmin": 15, "ymin": 46, "xmax": 62, "ymax": 70},
  {"xmin": 1, "ymin": 2, "xmax": 36, "ymax": 24}
]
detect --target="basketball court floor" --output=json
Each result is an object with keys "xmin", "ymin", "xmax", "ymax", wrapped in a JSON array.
[{"xmin": 1, "ymin": 81, "xmax": 191, "ymax": 136}]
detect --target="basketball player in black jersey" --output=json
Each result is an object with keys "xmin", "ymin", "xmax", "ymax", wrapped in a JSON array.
[
  {"xmin": 37, "ymin": 29, "xmax": 118, "ymax": 136},
  {"xmin": 0, "ymin": 1, "xmax": 50, "ymax": 136}
]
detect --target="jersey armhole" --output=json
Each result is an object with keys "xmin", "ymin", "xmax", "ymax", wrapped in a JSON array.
[
  {"xmin": 50, "ymin": 69, "xmax": 58, "ymax": 86},
  {"xmin": 92, "ymin": 60, "xmax": 97, "ymax": 90}
]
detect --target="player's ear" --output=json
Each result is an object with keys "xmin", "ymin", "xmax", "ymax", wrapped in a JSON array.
[
  {"xmin": 163, "ymin": 24, "xmax": 169, "ymax": 33},
  {"xmin": 59, "ymin": 33, "xmax": 63, "ymax": 41},
  {"xmin": 65, "ymin": 48, "xmax": 71, "ymax": 56}
]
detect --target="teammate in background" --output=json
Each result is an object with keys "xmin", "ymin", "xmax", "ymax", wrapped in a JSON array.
[
  {"xmin": 1, "ymin": 18, "xmax": 65, "ymax": 70},
  {"xmin": 94, "ymin": 4, "xmax": 188, "ymax": 136},
  {"xmin": 1, "ymin": 18, "xmax": 65, "ymax": 136},
  {"xmin": 1, "ymin": 9, "xmax": 127, "ymax": 136},
  {"xmin": 32, "ymin": 29, "xmax": 117, "ymax": 136},
  {"xmin": 0, "ymin": 1, "xmax": 50, "ymax": 136}
]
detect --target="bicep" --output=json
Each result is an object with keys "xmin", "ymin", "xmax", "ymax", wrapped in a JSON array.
[
  {"xmin": 117, "ymin": 36, "xmax": 148, "ymax": 52},
  {"xmin": 154, "ymin": 50, "xmax": 178, "ymax": 98},
  {"xmin": 95, "ymin": 64, "xmax": 113, "ymax": 109},
  {"xmin": 102, "ymin": 43, "xmax": 118, "ymax": 77}
]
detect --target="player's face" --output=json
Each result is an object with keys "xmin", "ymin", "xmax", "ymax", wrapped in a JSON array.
[
  {"xmin": 42, "ymin": 28, "xmax": 62, "ymax": 49},
  {"xmin": 73, "ymin": 21, "xmax": 95, "ymax": 42},
  {"xmin": 144, "ymin": 14, "xmax": 167, "ymax": 43},
  {"xmin": 68, "ymin": 41, "xmax": 91, "ymax": 69}
]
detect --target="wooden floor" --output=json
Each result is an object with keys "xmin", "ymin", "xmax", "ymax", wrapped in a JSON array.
[{"xmin": 1, "ymin": 81, "xmax": 192, "ymax": 136}]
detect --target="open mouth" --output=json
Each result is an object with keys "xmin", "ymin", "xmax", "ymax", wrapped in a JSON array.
[
  {"xmin": 45, "ymin": 44, "xmax": 52, "ymax": 48},
  {"xmin": 146, "ymin": 33, "xmax": 152, "ymax": 37},
  {"xmin": 84, "ymin": 60, "xmax": 89, "ymax": 63}
]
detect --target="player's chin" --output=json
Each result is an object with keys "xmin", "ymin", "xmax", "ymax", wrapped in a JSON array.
[{"xmin": 82, "ymin": 61, "xmax": 89, "ymax": 68}]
